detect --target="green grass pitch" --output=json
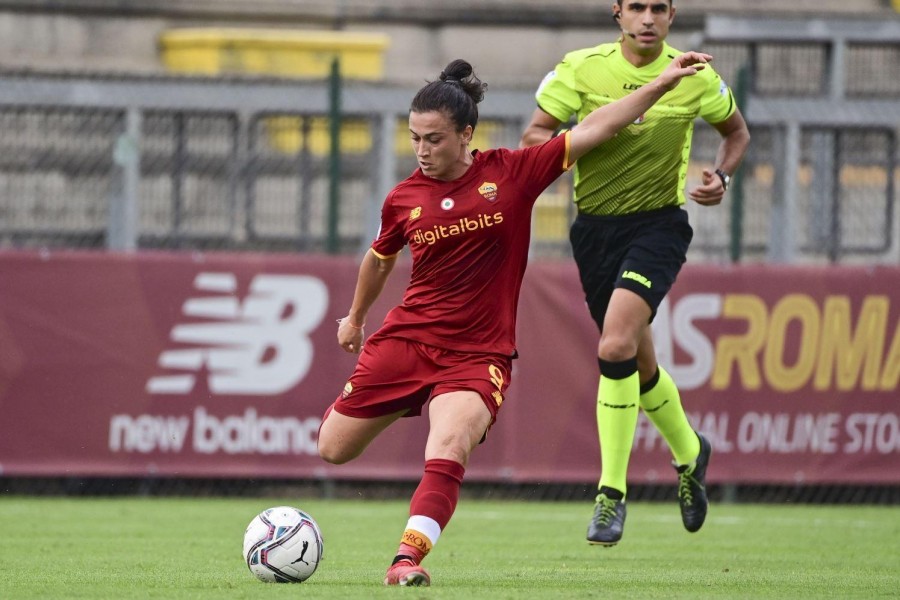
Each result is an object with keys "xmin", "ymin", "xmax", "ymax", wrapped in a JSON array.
[{"xmin": 1, "ymin": 496, "xmax": 897, "ymax": 598}]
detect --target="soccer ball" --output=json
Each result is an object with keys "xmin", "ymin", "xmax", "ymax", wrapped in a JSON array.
[{"xmin": 243, "ymin": 505, "xmax": 324, "ymax": 583}]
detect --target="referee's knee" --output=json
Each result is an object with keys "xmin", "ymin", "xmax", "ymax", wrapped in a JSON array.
[{"xmin": 597, "ymin": 335, "xmax": 639, "ymax": 363}]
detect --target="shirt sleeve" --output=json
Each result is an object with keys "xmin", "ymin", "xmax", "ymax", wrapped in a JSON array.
[
  {"xmin": 534, "ymin": 54, "xmax": 583, "ymax": 123},
  {"xmin": 699, "ymin": 68, "xmax": 737, "ymax": 125},
  {"xmin": 507, "ymin": 133, "xmax": 571, "ymax": 203},
  {"xmin": 370, "ymin": 190, "xmax": 405, "ymax": 258}
]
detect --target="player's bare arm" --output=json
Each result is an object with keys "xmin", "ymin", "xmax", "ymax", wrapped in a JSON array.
[
  {"xmin": 338, "ymin": 249, "xmax": 398, "ymax": 354},
  {"xmin": 568, "ymin": 52, "xmax": 712, "ymax": 162}
]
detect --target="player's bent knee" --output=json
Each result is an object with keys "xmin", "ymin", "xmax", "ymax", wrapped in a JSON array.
[
  {"xmin": 317, "ymin": 438, "xmax": 356, "ymax": 465},
  {"xmin": 317, "ymin": 447, "xmax": 350, "ymax": 465}
]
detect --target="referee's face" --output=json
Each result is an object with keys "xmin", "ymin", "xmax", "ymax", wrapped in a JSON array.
[{"xmin": 615, "ymin": 2, "xmax": 675, "ymax": 56}]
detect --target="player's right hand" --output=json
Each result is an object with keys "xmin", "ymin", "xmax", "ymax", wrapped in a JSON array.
[{"xmin": 336, "ymin": 317, "xmax": 364, "ymax": 354}]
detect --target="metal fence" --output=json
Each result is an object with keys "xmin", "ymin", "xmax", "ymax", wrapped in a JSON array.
[
  {"xmin": 695, "ymin": 16, "xmax": 900, "ymax": 264},
  {"xmin": 0, "ymin": 76, "xmax": 542, "ymax": 254},
  {"xmin": 0, "ymin": 17, "xmax": 899, "ymax": 264}
]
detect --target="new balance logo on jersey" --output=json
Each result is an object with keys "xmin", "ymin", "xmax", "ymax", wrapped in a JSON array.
[{"xmin": 146, "ymin": 273, "xmax": 328, "ymax": 395}]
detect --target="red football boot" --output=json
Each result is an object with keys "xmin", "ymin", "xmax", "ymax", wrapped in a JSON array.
[{"xmin": 383, "ymin": 559, "xmax": 431, "ymax": 587}]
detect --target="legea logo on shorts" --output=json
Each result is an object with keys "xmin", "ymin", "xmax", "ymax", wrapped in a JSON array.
[{"xmin": 146, "ymin": 273, "xmax": 328, "ymax": 395}]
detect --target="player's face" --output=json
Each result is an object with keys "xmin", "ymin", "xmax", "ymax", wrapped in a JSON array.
[
  {"xmin": 409, "ymin": 110, "xmax": 473, "ymax": 181},
  {"xmin": 615, "ymin": 1, "xmax": 674, "ymax": 56}
]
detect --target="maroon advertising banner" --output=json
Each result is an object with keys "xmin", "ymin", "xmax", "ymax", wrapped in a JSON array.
[{"xmin": 0, "ymin": 250, "xmax": 897, "ymax": 484}]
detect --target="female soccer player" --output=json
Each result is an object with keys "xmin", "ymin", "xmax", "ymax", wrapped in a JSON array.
[{"xmin": 317, "ymin": 53, "xmax": 711, "ymax": 587}]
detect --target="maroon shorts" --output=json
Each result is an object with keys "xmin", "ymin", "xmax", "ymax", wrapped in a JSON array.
[{"xmin": 332, "ymin": 334, "xmax": 512, "ymax": 427}]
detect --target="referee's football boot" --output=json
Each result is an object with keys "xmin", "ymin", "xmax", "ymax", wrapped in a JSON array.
[
  {"xmin": 674, "ymin": 432, "xmax": 712, "ymax": 533},
  {"xmin": 586, "ymin": 487, "xmax": 626, "ymax": 546}
]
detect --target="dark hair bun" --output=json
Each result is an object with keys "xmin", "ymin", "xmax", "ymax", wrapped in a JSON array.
[{"xmin": 439, "ymin": 59, "xmax": 486, "ymax": 104}]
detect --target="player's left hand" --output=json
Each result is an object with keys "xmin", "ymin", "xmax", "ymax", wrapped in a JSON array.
[{"xmin": 688, "ymin": 168, "xmax": 725, "ymax": 206}]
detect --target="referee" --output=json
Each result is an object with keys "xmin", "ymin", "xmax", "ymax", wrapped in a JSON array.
[{"xmin": 520, "ymin": 0, "xmax": 750, "ymax": 546}]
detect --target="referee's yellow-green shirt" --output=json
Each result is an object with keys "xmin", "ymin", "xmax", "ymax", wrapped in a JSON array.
[{"xmin": 535, "ymin": 41, "xmax": 736, "ymax": 216}]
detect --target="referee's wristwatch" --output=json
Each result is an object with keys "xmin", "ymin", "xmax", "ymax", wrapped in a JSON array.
[{"xmin": 715, "ymin": 168, "xmax": 731, "ymax": 191}]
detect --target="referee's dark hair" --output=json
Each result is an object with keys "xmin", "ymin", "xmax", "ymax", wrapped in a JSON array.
[
  {"xmin": 613, "ymin": 1, "xmax": 674, "ymax": 23},
  {"xmin": 410, "ymin": 59, "xmax": 487, "ymax": 133},
  {"xmin": 615, "ymin": 0, "xmax": 674, "ymax": 4}
]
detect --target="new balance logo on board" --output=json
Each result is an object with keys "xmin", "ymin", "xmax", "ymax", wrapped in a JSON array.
[{"xmin": 146, "ymin": 272, "xmax": 328, "ymax": 395}]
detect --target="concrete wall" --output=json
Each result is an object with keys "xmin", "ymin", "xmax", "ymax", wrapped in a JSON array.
[{"xmin": 0, "ymin": 0, "xmax": 894, "ymax": 87}]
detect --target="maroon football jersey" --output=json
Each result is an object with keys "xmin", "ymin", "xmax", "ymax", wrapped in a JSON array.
[{"xmin": 371, "ymin": 133, "xmax": 570, "ymax": 355}]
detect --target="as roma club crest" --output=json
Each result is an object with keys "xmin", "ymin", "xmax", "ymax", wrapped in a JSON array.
[{"xmin": 478, "ymin": 181, "xmax": 498, "ymax": 202}]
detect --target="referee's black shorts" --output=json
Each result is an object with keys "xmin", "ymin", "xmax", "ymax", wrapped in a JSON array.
[{"xmin": 569, "ymin": 206, "xmax": 693, "ymax": 330}]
